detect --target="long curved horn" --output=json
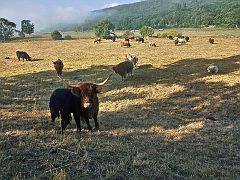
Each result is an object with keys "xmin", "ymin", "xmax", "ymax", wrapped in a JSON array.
[
  {"xmin": 95, "ymin": 73, "xmax": 113, "ymax": 86},
  {"xmin": 57, "ymin": 75, "xmax": 74, "ymax": 88}
]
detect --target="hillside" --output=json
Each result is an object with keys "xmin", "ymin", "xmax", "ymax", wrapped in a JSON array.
[{"xmin": 75, "ymin": 0, "xmax": 240, "ymax": 31}]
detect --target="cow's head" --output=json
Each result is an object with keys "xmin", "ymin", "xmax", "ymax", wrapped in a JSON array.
[
  {"xmin": 70, "ymin": 83, "xmax": 102, "ymax": 109},
  {"xmin": 58, "ymin": 73, "xmax": 112, "ymax": 110}
]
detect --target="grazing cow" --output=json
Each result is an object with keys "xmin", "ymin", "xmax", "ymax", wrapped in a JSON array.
[
  {"xmin": 120, "ymin": 41, "xmax": 131, "ymax": 48},
  {"xmin": 209, "ymin": 38, "xmax": 214, "ymax": 44},
  {"xmin": 94, "ymin": 38, "xmax": 101, "ymax": 43},
  {"xmin": 52, "ymin": 59, "xmax": 64, "ymax": 76},
  {"xmin": 135, "ymin": 37, "xmax": 144, "ymax": 43},
  {"xmin": 125, "ymin": 54, "xmax": 138, "ymax": 66},
  {"xmin": 16, "ymin": 51, "xmax": 31, "ymax": 61},
  {"xmin": 113, "ymin": 61, "xmax": 134, "ymax": 81},
  {"xmin": 185, "ymin": 36, "xmax": 190, "ymax": 42},
  {"xmin": 149, "ymin": 42, "xmax": 156, "ymax": 47},
  {"xmin": 50, "ymin": 73, "xmax": 113, "ymax": 134}
]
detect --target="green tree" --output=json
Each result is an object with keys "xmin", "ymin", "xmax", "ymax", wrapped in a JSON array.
[
  {"xmin": 21, "ymin": 20, "xmax": 34, "ymax": 35},
  {"xmin": 51, "ymin": 30, "xmax": 62, "ymax": 40},
  {"xmin": 0, "ymin": 18, "xmax": 16, "ymax": 41},
  {"xmin": 122, "ymin": 30, "xmax": 134, "ymax": 39},
  {"xmin": 94, "ymin": 19, "xmax": 115, "ymax": 38},
  {"xmin": 140, "ymin": 26, "xmax": 154, "ymax": 38}
]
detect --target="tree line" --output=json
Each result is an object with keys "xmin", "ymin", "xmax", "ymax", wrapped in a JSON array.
[
  {"xmin": 0, "ymin": 18, "xmax": 34, "ymax": 41},
  {"xmin": 75, "ymin": 0, "xmax": 240, "ymax": 31}
]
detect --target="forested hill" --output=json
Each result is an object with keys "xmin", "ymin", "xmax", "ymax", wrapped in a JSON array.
[{"xmin": 70, "ymin": 0, "xmax": 240, "ymax": 31}]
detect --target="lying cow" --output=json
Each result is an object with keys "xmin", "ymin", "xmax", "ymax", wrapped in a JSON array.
[
  {"xmin": 174, "ymin": 38, "xmax": 186, "ymax": 46},
  {"xmin": 149, "ymin": 42, "xmax": 156, "ymax": 47},
  {"xmin": 207, "ymin": 65, "xmax": 218, "ymax": 74},
  {"xmin": 136, "ymin": 37, "xmax": 144, "ymax": 43},
  {"xmin": 120, "ymin": 41, "xmax": 131, "ymax": 48},
  {"xmin": 52, "ymin": 59, "xmax": 64, "ymax": 76},
  {"xmin": 16, "ymin": 51, "xmax": 31, "ymax": 61},
  {"xmin": 49, "ymin": 73, "xmax": 112, "ymax": 134},
  {"xmin": 94, "ymin": 38, "xmax": 101, "ymax": 43},
  {"xmin": 113, "ymin": 61, "xmax": 134, "ymax": 81}
]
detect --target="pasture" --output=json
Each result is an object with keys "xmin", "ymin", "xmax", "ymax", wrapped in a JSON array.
[{"xmin": 0, "ymin": 29, "xmax": 240, "ymax": 179}]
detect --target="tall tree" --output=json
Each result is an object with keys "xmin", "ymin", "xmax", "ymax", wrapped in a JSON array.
[
  {"xmin": 0, "ymin": 18, "xmax": 16, "ymax": 41},
  {"xmin": 94, "ymin": 19, "xmax": 115, "ymax": 38},
  {"xmin": 21, "ymin": 20, "xmax": 34, "ymax": 35},
  {"xmin": 140, "ymin": 26, "xmax": 154, "ymax": 38}
]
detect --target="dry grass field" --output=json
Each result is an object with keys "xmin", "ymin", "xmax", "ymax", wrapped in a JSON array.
[{"xmin": 0, "ymin": 29, "xmax": 240, "ymax": 179}]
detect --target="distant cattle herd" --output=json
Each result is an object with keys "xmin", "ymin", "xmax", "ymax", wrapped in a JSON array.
[{"xmin": 11, "ymin": 34, "xmax": 218, "ymax": 134}]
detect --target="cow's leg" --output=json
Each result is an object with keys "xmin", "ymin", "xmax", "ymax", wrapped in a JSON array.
[
  {"xmin": 93, "ymin": 116, "xmax": 99, "ymax": 130},
  {"xmin": 85, "ymin": 118, "xmax": 92, "ymax": 131},
  {"xmin": 60, "ymin": 111, "xmax": 69, "ymax": 134},
  {"xmin": 60, "ymin": 118, "xmax": 67, "ymax": 134},
  {"xmin": 122, "ymin": 73, "xmax": 126, "ymax": 81},
  {"xmin": 51, "ymin": 113, "xmax": 57, "ymax": 123},
  {"xmin": 73, "ymin": 113, "xmax": 81, "ymax": 133}
]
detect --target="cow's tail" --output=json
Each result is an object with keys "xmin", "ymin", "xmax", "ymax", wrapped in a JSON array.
[{"xmin": 49, "ymin": 93, "xmax": 60, "ymax": 122}]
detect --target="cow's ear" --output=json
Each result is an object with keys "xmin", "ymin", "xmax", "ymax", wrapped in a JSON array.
[
  {"xmin": 94, "ymin": 85, "xmax": 104, "ymax": 94},
  {"xmin": 71, "ymin": 87, "xmax": 81, "ymax": 97}
]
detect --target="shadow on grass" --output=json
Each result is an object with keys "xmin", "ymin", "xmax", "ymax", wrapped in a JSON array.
[
  {"xmin": 0, "ymin": 55, "xmax": 239, "ymax": 179},
  {"xmin": 0, "ymin": 55, "xmax": 239, "ymax": 131},
  {"xmin": 30, "ymin": 58, "xmax": 45, "ymax": 61}
]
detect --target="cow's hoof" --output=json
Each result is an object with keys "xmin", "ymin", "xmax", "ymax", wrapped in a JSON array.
[
  {"xmin": 87, "ymin": 126, "xmax": 93, "ymax": 131},
  {"xmin": 93, "ymin": 128, "xmax": 99, "ymax": 132}
]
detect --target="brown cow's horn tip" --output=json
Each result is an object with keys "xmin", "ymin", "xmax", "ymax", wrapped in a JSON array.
[{"xmin": 95, "ymin": 72, "xmax": 113, "ymax": 86}]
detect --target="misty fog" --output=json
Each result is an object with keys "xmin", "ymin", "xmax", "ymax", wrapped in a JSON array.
[{"xmin": 0, "ymin": 0, "xmax": 142, "ymax": 31}]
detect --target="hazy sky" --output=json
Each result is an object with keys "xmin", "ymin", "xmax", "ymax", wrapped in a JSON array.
[{"xmin": 0, "ymin": 0, "xmax": 142, "ymax": 30}]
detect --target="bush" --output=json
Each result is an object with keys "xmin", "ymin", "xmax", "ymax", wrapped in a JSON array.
[
  {"xmin": 64, "ymin": 35, "xmax": 73, "ymax": 40},
  {"xmin": 122, "ymin": 30, "xmax": 135, "ymax": 39},
  {"xmin": 51, "ymin": 30, "xmax": 62, "ymax": 40},
  {"xmin": 157, "ymin": 29, "xmax": 182, "ymax": 38}
]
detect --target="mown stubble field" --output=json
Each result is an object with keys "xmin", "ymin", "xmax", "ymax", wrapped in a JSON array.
[{"xmin": 0, "ymin": 29, "xmax": 240, "ymax": 179}]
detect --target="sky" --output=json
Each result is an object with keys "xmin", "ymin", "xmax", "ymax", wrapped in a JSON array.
[{"xmin": 0, "ymin": 0, "xmax": 142, "ymax": 31}]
